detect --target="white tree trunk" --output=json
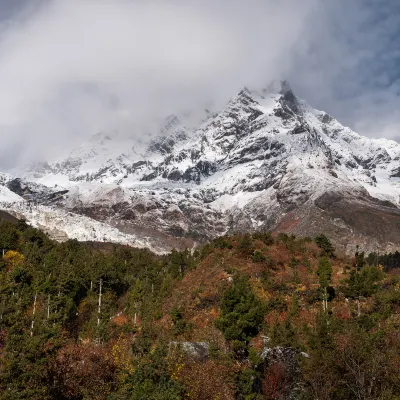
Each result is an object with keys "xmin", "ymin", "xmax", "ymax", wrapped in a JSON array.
[
  {"xmin": 30, "ymin": 292, "xmax": 37, "ymax": 336},
  {"xmin": 97, "ymin": 278, "xmax": 103, "ymax": 326}
]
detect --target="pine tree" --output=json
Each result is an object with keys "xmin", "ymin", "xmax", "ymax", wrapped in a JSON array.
[
  {"xmin": 315, "ymin": 234, "xmax": 335, "ymax": 257},
  {"xmin": 215, "ymin": 275, "xmax": 265, "ymax": 357}
]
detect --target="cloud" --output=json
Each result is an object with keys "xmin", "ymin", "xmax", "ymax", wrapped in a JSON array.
[
  {"xmin": 287, "ymin": 0, "xmax": 400, "ymax": 140},
  {"xmin": 0, "ymin": 0, "xmax": 398, "ymax": 172},
  {"xmin": 0, "ymin": 0, "xmax": 319, "ymax": 171}
]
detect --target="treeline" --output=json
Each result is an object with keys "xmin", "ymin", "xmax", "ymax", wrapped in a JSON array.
[
  {"xmin": 0, "ymin": 223, "xmax": 398, "ymax": 399},
  {"xmin": 0, "ymin": 219, "xmax": 198, "ymax": 399},
  {"xmin": 366, "ymin": 251, "xmax": 400, "ymax": 271}
]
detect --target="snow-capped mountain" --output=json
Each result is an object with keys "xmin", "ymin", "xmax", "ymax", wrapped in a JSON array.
[{"xmin": 2, "ymin": 80, "xmax": 400, "ymax": 255}]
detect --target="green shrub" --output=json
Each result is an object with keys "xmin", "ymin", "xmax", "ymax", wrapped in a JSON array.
[{"xmin": 252, "ymin": 250, "xmax": 267, "ymax": 263}]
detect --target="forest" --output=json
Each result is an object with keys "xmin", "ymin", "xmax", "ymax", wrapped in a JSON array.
[{"xmin": 0, "ymin": 219, "xmax": 399, "ymax": 400}]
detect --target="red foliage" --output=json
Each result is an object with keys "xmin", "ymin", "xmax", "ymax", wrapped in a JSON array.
[
  {"xmin": 53, "ymin": 342, "xmax": 117, "ymax": 399},
  {"xmin": 262, "ymin": 362, "xmax": 286, "ymax": 400}
]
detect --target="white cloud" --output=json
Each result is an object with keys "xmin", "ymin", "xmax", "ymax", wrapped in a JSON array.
[
  {"xmin": 0, "ymin": 0, "xmax": 319, "ymax": 170},
  {"xmin": 0, "ymin": 0, "xmax": 398, "ymax": 171},
  {"xmin": 287, "ymin": 0, "xmax": 400, "ymax": 140}
]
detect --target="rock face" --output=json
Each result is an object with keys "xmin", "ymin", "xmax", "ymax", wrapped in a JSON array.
[
  {"xmin": 1, "ymin": 80, "xmax": 400, "ymax": 254},
  {"xmin": 169, "ymin": 342, "xmax": 209, "ymax": 362}
]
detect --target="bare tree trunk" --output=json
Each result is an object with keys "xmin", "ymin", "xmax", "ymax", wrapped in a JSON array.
[
  {"xmin": 30, "ymin": 292, "xmax": 37, "ymax": 336},
  {"xmin": 0, "ymin": 296, "xmax": 4, "ymax": 322},
  {"xmin": 47, "ymin": 294, "xmax": 50, "ymax": 319},
  {"xmin": 97, "ymin": 278, "xmax": 102, "ymax": 326},
  {"xmin": 322, "ymin": 287, "xmax": 328, "ymax": 313}
]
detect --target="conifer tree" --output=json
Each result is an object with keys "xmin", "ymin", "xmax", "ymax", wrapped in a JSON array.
[
  {"xmin": 315, "ymin": 234, "xmax": 335, "ymax": 257},
  {"xmin": 215, "ymin": 274, "xmax": 265, "ymax": 357}
]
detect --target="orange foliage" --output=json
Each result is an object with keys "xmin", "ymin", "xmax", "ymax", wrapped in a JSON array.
[
  {"xmin": 111, "ymin": 313, "xmax": 130, "ymax": 327},
  {"xmin": 176, "ymin": 359, "xmax": 237, "ymax": 400},
  {"xmin": 54, "ymin": 343, "xmax": 118, "ymax": 399}
]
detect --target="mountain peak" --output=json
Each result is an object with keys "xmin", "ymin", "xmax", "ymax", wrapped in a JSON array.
[
  {"xmin": 264, "ymin": 79, "xmax": 293, "ymax": 95},
  {"xmin": 3, "ymin": 78, "xmax": 400, "ymax": 256}
]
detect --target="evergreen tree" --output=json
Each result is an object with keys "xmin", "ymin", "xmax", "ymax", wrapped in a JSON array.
[
  {"xmin": 344, "ymin": 265, "xmax": 384, "ymax": 317},
  {"xmin": 315, "ymin": 234, "xmax": 335, "ymax": 257},
  {"xmin": 354, "ymin": 245, "xmax": 366, "ymax": 270},
  {"xmin": 215, "ymin": 275, "xmax": 265, "ymax": 356}
]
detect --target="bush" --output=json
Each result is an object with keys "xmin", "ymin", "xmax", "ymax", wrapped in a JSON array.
[
  {"xmin": 252, "ymin": 251, "xmax": 267, "ymax": 263},
  {"xmin": 252, "ymin": 231, "xmax": 274, "ymax": 246},
  {"xmin": 170, "ymin": 307, "xmax": 189, "ymax": 336},
  {"xmin": 213, "ymin": 237, "xmax": 233, "ymax": 250},
  {"xmin": 238, "ymin": 234, "xmax": 255, "ymax": 257},
  {"xmin": 115, "ymin": 346, "xmax": 185, "ymax": 400}
]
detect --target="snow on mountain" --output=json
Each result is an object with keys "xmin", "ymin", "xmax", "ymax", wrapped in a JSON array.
[
  {"xmin": 0, "ymin": 186, "xmax": 22, "ymax": 203},
  {"xmin": 0, "ymin": 190, "xmax": 168, "ymax": 253},
  {"xmin": 2, "ymin": 80, "xmax": 400, "ymax": 255},
  {"xmin": 24, "ymin": 111, "xmax": 212, "ymax": 186}
]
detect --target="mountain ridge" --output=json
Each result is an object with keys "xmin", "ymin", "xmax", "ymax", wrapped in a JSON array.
[{"xmin": 1, "ymin": 80, "xmax": 400, "ymax": 255}]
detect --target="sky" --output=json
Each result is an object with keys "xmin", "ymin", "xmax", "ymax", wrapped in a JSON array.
[{"xmin": 0, "ymin": 0, "xmax": 398, "ymax": 171}]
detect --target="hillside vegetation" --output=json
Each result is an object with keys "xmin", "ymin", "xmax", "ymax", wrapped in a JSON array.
[{"xmin": 0, "ymin": 220, "xmax": 399, "ymax": 399}]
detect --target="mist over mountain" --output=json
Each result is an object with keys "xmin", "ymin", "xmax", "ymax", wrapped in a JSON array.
[
  {"xmin": 1, "ymin": 3, "xmax": 400, "ymax": 399},
  {"xmin": 0, "ymin": 80, "xmax": 399, "ymax": 256},
  {"xmin": 0, "ymin": 0, "xmax": 399, "ymax": 171}
]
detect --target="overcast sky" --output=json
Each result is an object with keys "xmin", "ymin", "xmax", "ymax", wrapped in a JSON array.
[{"xmin": 0, "ymin": 0, "xmax": 399, "ymax": 171}]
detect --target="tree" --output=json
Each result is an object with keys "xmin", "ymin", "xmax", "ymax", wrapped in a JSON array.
[
  {"xmin": 0, "ymin": 318, "xmax": 63, "ymax": 399},
  {"xmin": 170, "ymin": 306, "xmax": 188, "ymax": 336},
  {"xmin": 334, "ymin": 325, "xmax": 399, "ymax": 400},
  {"xmin": 315, "ymin": 234, "xmax": 335, "ymax": 257},
  {"xmin": 215, "ymin": 275, "xmax": 265, "ymax": 356},
  {"xmin": 344, "ymin": 266, "xmax": 384, "ymax": 317},
  {"xmin": 113, "ymin": 346, "xmax": 185, "ymax": 400},
  {"xmin": 238, "ymin": 234, "xmax": 255, "ymax": 257},
  {"xmin": 0, "ymin": 222, "xmax": 20, "ymax": 252},
  {"xmin": 303, "ymin": 312, "xmax": 338, "ymax": 400},
  {"xmin": 354, "ymin": 245, "xmax": 365, "ymax": 270},
  {"xmin": 317, "ymin": 257, "xmax": 332, "ymax": 312},
  {"xmin": 3, "ymin": 250, "xmax": 24, "ymax": 272}
]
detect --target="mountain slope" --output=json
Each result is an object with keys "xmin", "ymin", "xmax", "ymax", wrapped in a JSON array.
[{"xmin": 2, "ymin": 81, "xmax": 400, "ymax": 254}]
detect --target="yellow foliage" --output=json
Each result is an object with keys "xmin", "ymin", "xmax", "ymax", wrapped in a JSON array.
[
  {"xmin": 210, "ymin": 307, "xmax": 219, "ymax": 317},
  {"xmin": 168, "ymin": 352, "xmax": 185, "ymax": 382},
  {"xmin": 251, "ymin": 280, "xmax": 270, "ymax": 300},
  {"xmin": 111, "ymin": 334, "xmax": 135, "ymax": 380},
  {"xmin": 295, "ymin": 284, "xmax": 307, "ymax": 293},
  {"xmin": 3, "ymin": 250, "xmax": 24, "ymax": 270},
  {"xmin": 287, "ymin": 283, "xmax": 307, "ymax": 293}
]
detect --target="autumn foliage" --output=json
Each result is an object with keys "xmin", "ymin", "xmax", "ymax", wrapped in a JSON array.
[{"xmin": 0, "ymin": 219, "xmax": 399, "ymax": 399}]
